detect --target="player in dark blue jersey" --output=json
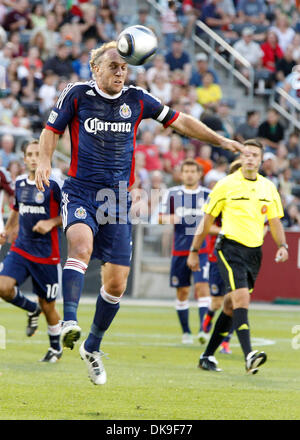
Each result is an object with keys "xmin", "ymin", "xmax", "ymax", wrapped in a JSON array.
[
  {"xmin": 159, "ymin": 159, "xmax": 213, "ymax": 345},
  {"xmin": 0, "ymin": 140, "xmax": 63, "ymax": 363},
  {"xmin": 35, "ymin": 41, "xmax": 243, "ymax": 385}
]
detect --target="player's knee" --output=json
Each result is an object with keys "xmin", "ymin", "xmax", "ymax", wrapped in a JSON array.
[
  {"xmin": 176, "ymin": 287, "xmax": 189, "ymax": 301},
  {"xmin": 105, "ymin": 279, "xmax": 127, "ymax": 296},
  {"xmin": 69, "ymin": 244, "xmax": 92, "ymax": 264},
  {"xmin": 0, "ymin": 277, "xmax": 16, "ymax": 300},
  {"xmin": 39, "ymin": 298, "xmax": 53, "ymax": 314}
]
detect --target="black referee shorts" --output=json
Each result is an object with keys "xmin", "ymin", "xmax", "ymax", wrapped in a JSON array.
[{"xmin": 216, "ymin": 238, "xmax": 262, "ymax": 294}]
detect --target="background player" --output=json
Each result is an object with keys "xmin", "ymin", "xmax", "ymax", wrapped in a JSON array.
[
  {"xmin": 35, "ymin": 41, "xmax": 243, "ymax": 385},
  {"xmin": 159, "ymin": 159, "xmax": 212, "ymax": 345},
  {"xmin": 187, "ymin": 140, "xmax": 288, "ymax": 374},
  {"xmin": 0, "ymin": 166, "xmax": 14, "ymax": 251},
  {"xmin": 0, "ymin": 140, "xmax": 63, "ymax": 363}
]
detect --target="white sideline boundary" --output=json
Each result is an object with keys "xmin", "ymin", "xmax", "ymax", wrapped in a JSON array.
[{"xmin": 12, "ymin": 295, "xmax": 300, "ymax": 311}]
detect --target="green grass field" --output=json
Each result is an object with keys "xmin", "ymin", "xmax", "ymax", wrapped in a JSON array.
[{"xmin": 1, "ymin": 300, "xmax": 300, "ymax": 420}]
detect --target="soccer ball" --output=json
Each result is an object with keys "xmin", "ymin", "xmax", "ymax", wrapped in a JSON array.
[{"xmin": 117, "ymin": 25, "xmax": 158, "ymax": 66}]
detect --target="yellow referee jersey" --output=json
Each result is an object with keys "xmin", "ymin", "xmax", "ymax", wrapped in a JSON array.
[{"xmin": 203, "ymin": 168, "xmax": 284, "ymax": 247}]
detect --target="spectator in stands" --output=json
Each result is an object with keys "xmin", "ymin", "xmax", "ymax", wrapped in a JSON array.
[
  {"xmin": 235, "ymin": 110, "xmax": 260, "ymax": 143},
  {"xmin": 275, "ymin": 44, "xmax": 296, "ymax": 84},
  {"xmin": 97, "ymin": 5, "xmax": 122, "ymax": 42},
  {"xmin": 217, "ymin": 99, "xmax": 235, "ymax": 139},
  {"xmin": 291, "ymin": 32, "xmax": 300, "ymax": 61},
  {"xmin": 284, "ymin": 203, "xmax": 300, "ymax": 231},
  {"xmin": 30, "ymin": 2, "xmax": 47, "ymax": 29},
  {"xmin": 72, "ymin": 49, "xmax": 91, "ymax": 80},
  {"xmin": 189, "ymin": 52, "xmax": 219, "ymax": 87},
  {"xmin": 134, "ymin": 151, "xmax": 150, "ymax": 192},
  {"xmin": 163, "ymin": 133, "xmax": 186, "ymax": 174},
  {"xmin": 261, "ymin": 30, "xmax": 284, "ymax": 73},
  {"xmin": 260, "ymin": 151, "xmax": 279, "ymax": 187},
  {"xmin": 277, "ymin": 0, "xmax": 297, "ymax": 25},
  {"xmin": 22, "ymin": 46, "xmax": 43, "ymax": 73},
  {"xmin": 270, "ymin": 13, "xmax": 295, "ymax": 53},
  {"xmin": 135, "ymin": 67, "xmax": 149, "ymax": 91},
  {"xmin": 42, "ymin": 42, "xmax": 75, "ymax": 78},
  {"xmin": 258, "ymin": 108, "xmax": 285, "ymax": 153},
  {"xmin": 0, "ymin": 41, "xmax": 13, "ymax": 68},
  {"xmin": 136, "ymin": 131, "xmax": 163, "ymax": 172},
  {"xmin": 276, "ymin": 143, "xmax": 290, "ymax": 173},
  {"xmin": 196, "ymin": 72, "xmax": 222, "ymax": 109},
  {"xmin": 0, "ymin": 93, "xmax": 19, "ymax": 126},
  {"xmin": 78, "ymin": 3, "xmax": 102, "ymax": 43},
  {"xmin": 9, "ymin": 31, "xmax": 24, "ymax": 58},
  {"xmin": 281, "ymin": 63, "xmax": 300, "ymax": 106},
  {"xmin": 2, "ymin": 0, "xmax": 33, "ymax": 32},
  {"xmin": 38, "ymin": 70, "xmax": 58, "ymax": 118},
  {"xmin": 186, "ymin": 87, "xmax": 204, "ymax": 120},
  {"xmin": 146, "ymin": 53, "xmax": 169, "ymax": 84},
  {"xmin": 195, "ymin": 144, "xmax": 213, "ymax": 177},
  {"xmin": 201, "ymin": 0, "xmax": 234, "ymax": 38},
  {"xmin": 12, "ymin": 105, "xmax": 30, "ymax": 129},
  {"xmin": 7, "ymin": 159, "xmax": 23, "ymax": 185},
  {"xmin": 203, "ymin": 156, "xmax": 228, "ymax": 189},
  {"xmin": 149, "ymin": 73, "xmax": 172, "ymax": 105},
  {"xmin": 161, "ymin": 0, "xmax": 184, "ymax": 47},
  {"xmin": 29, "ymin": 31, "xmax": 49, "ymax": 61},
  {"xmin": 233, "ymin": 27, "xmax": 263, "ymax": 78},
  {"xmin": 236, "ymin": 0, "xmax": 269, "ymax": 27},
  {"xmin": 0, "ymin": 134, "xmax": 18, "ymax": 168},
  {"xmin": 33, "ymin": 12, "xmax": 60, "ymax": 57},
  {"xmin": 165, "ymin": 35, "xmax": 192, "ymax": 84},
  {"xmin": 286, "ymin": 131, "xmax": 300, "ymax": 160},
  {"xmin": 128, "ymin": 6, "xmax": 161, "ymax": 40}
]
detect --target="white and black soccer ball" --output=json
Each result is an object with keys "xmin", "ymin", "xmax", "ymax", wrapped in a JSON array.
[{"xmin": 117, "ymin": 25, "xmax": 158, "ymax": 66}]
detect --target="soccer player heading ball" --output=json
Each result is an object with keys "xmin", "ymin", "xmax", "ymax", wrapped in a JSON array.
[{"xmin": 35, "ymin": 40, "xmax": 243, "ymax": 385}]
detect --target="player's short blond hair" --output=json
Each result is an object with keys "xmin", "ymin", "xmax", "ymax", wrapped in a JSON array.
[{"xmin": 89, "ymin": 41, "xmax": 118, "ymax": 71}]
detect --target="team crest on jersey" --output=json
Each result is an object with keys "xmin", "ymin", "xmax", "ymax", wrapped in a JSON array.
[
  {"xmin": 261, "ymin": 205, "xmax": 268, "ymax": 214},
  {"xmin": 48, "ymin": 110, "xmax": 58, "ymax": 124},
  {"xmin": 35, "ymin": 191, "xmax": 45, "ymax": 204},
  {"xmin": 211, "ymin": 284, "xmax": 219, "ymax": 295},
  {"xmin": 74, "ymin": 206, "xmax": 87, "ymax": 219},
  {"xmin": 119, "ymin": 103, "xmax": 132, "ymax": 119}
]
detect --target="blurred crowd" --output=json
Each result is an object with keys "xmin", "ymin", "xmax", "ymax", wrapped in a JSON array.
[{"xmin": 0, "ymin": 0, "xmax": 300, "ymax": 230}]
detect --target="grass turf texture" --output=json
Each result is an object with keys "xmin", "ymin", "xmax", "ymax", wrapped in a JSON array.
[{"xmin": 0, "ymin": 301, "xmax": 300, "ymax": 420}]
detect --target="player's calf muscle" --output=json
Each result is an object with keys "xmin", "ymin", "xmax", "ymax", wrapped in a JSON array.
[{"xmin": 0, "ymin": 276, "xmax": 16, "ymax": 300}]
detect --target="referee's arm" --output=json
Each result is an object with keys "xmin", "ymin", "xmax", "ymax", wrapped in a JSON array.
[
  {"xmin": 268, "ymin": 217, "xmax": 289, "ymax": 263},
  {"xmin": 187, "ymin": 213, "xmax": 216, "ymax": 271}
]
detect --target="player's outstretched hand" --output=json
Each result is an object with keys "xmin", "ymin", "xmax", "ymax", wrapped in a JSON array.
[
  {"xmin": 35, "ymin": 161, "xmax": 51, "ymax": 192},
  {"xmin": 187, "ymin": 252, "xmax": 200, "ymax": 272},
  {"xmin": 221, "ymin": 139, "xmax": 244, "ymax": 154}
]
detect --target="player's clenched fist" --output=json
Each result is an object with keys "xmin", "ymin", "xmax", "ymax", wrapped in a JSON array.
[{"xmin": 187, "ymin": 252, "xmax": 200, "ymax": 272}]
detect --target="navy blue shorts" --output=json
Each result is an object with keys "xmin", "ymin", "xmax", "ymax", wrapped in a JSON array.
[
  {"xmin": 209, "ymin": 261, "xmax": 226, "ymax": 297},
  {"xmin": 0, "ymin": 251, "xmax": 61, "ymax": 302},
  {"xmin": 170, "ymin": 253, "xmax": 209, "ymax": 288},
  {"xmin": 61, "ymin": 178, "xmax": 132, "ymax": 267}
]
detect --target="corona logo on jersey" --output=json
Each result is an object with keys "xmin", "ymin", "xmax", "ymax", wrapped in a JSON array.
[
  {"xmin": 19, "ymin": 203, "xmax": 46, "ymax": 216},
  {"xmin": 84, "ymin": 118, "xmax": 132, "ymax": 134}
]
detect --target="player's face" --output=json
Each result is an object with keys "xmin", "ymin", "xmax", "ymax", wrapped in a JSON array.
[
  {"xmin": 240, "ymin": 145, "xmax": 262, "ymax": 173},
  {"xmin": 181, "ymin": 165, "xmax": 201, "ymax": 188},
  {"xmin": 94, "ymin": 48, "xmax": 128, "ymax": 95},
  {"xmin": 24, "ymin": 143, "xmax": 39, "ymax": 174}
]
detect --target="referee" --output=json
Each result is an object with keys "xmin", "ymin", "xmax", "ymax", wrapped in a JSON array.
[{"xmin": 187, "ymin": 139, "xmax": 288, "ymax": 374}]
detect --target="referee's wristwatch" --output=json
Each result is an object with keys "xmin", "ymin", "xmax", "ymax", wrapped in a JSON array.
[
  {"xmin": 189, "ymin": 246, "xmax": 199, "ymax": 253},
  {"xmin": 278, "ymin": 243, "xmax": 288, "ymax": 251}
]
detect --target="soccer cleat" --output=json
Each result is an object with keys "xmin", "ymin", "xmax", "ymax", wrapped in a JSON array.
[
  {"xmin": 220, "ymin": 341, "xmax": 232, "ymax": 354},
  {"xmin": 198, "ymin": 354, "xmax": 222, "ymax": 372},
  {"xmin": 26, "ymin": 304, "xmax": 42, "ymax": 337},
  {"xmin": 197, "ymin": 330, "xmax": 209, "ymax": 344},
  {"xmin": 202, "ymin": 314, "xmax": 213, "ymax": 333},
  {"xmin": 61, "ymin": 320, "xmax": 81, "ymax": 350},
  {"xmin": 79, "ymin": 340, "xmax": 107, "ymax": 385},
  {"xmin": 40, "ymin": 347, "xmax": 63, "ymax": 363},
  {"xmin": 182, "ymin": 332, "xmax": 193, "ymax": 344},
  {"xmin": 245, "ymin": 350, "xmax": 267, "ymax": 375}
]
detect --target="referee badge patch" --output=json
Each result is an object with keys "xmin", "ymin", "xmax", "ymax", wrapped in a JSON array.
[
  {"xmin": 261, "ymin": 205, "xmax": 268, "ymax": 214},
  {"xmin": 74, "ymin": 207, "xmax": 87, "ymax": 219}
]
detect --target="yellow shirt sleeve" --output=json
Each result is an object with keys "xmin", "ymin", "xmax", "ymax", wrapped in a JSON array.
[
  {"xmin": 266, "ymin": 183, "xmax": 284, "ymax": 220},
  {"xmin": 203, "ymin": 180, "xmax": 226, "ymax": 217}
]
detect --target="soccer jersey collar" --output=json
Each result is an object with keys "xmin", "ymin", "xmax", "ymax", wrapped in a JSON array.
[
  {"xmin": 26, "ymin": 177, "xmax": 36, "ymax": 185},
  {"xmin": 94, "ymin": 82, "xmax": 123, "ymax": 100}
]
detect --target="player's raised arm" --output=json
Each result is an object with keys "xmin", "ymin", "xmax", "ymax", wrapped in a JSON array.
[
  {"xmin": 170, "ymin": 112, "xmax": 244, "ymax": 154},
  {"xmin": 35, "ymin": 129, "xmax": 60, "ymax": 192}
]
